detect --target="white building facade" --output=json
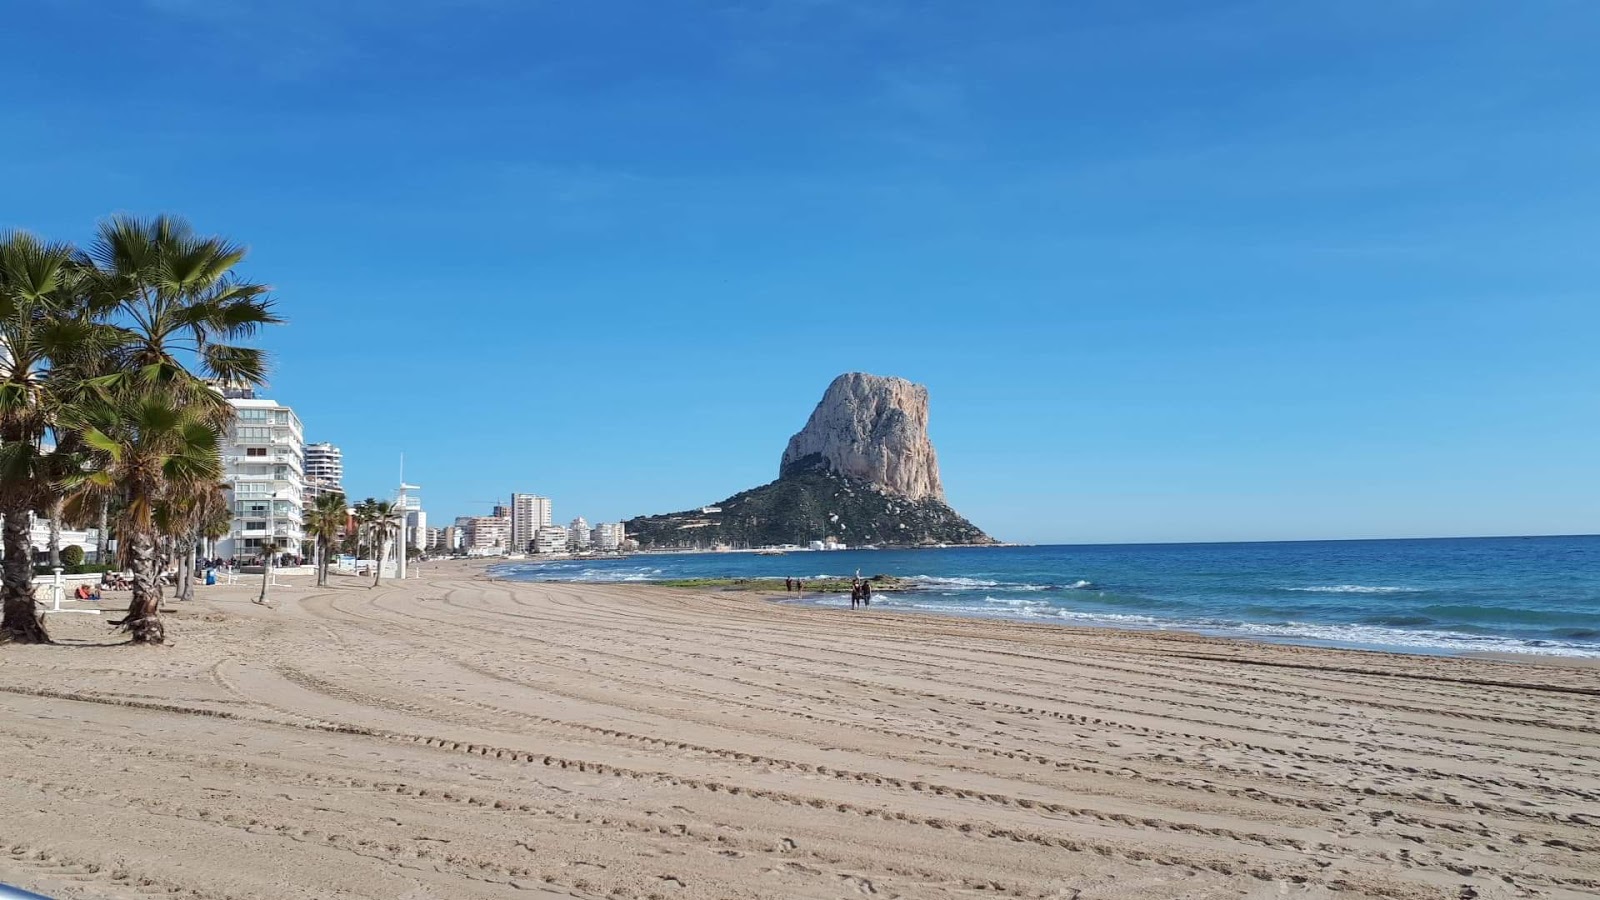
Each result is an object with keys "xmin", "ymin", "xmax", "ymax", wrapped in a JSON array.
[
  {"xmin": 592, "ymin": 522, "xmax": 626, "ymax": 551},
  {"xmin": 218, "ymin": 394, "xmax": 306, "ymax": 561},
  {"xmin": 511, "ymin": 493, "xmax": 551, "ymax": 553},
  {"xmin": 303, "ymin": 442, "xmax": 343, "ymax": 499},
  {"xmin": 568, "ymin": 517, "xmax": 590, "ymax": 549},
  {"xmin": 533, "ymin": 524, "xmax": 569, "ymax": 554}
]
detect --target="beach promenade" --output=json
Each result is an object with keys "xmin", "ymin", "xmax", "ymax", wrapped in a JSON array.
[{"xmin": 1, "ymin": 562, "xmax": 1596, "ymax": 899}]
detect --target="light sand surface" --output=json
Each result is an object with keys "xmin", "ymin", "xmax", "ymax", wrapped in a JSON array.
[{"xmin": 2, "ymin": 561, "xmax": 1598, "ymax": 900}]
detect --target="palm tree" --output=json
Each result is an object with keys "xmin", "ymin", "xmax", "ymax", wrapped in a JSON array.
[
  {"xmin": 64, "ymin": 393, "xmax": 224, "ymax": 643},
  {"xmin": 83, "ymin": 215, "xmax": 278, "ymax": 643},
  {"xmin": 154, "ymin": 481, "xmax": 227, "ymax": 602},
  {"xmin": 306, "ymin": 491, "xmax": 348, "ymax": 586},
  {"xmin": 0, "ymin": 231, "xmax": 102, "ymax": 643},
  {"xmin": 366, "ymin": 500, "xmax": 398, "ymax": 587}
]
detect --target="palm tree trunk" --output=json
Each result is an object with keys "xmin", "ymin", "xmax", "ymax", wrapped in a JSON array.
[
  {"xmin": 372, "ymin": 537, "xmax": 384, "ymax": 587},
  {"xmin": 116, "ymin": 527, "xmax": 164, "ymax": 644},
  {"xmin": 178, "ymin": 539, "xmax": 196, "ymax": 601},
  {"xmin": 97, "ymin": 499, "xmax": 110, "ymax": 565},
  {"xmin": 47, "ymin": 499, "xmax": 62, "ymax": 569},
  {"xmin": 1, "ymin": 505, "xmax": 49, "ymax": 643}
]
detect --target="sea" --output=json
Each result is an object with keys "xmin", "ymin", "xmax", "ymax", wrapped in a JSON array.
[{"xmin": 489, "ymin": 535, "xmax": 1600, "ymax": 658}]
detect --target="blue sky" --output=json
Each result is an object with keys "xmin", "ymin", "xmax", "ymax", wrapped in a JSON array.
[{"xmin": 5, "ymin": 1, "xmax": 1598, "ymax": 543}]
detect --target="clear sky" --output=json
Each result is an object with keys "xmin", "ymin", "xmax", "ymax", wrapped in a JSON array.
[{"xmin": 4, "ymin": 1, "xmax": 1598, "ymax": 544}]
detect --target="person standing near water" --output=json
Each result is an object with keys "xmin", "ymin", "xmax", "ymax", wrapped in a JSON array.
[{"xmin": 862, "ymin": 579, "xmax": 872, "ymax": 607}]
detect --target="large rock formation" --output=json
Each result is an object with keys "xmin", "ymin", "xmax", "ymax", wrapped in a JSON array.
[
  {"xmin": 628, "ymin": 373, "xmax": 993, "ymax": 549},
  {"xmin": 780, "ymin": 373, "xmax": 944, "ymax": 501}
]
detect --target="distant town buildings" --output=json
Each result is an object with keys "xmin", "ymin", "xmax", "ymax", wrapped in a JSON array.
[
  {"xmin": 511, "ymin": 494, "xmax": 552, "ymax": 553},
  {"xmin": 593, "ymin": 521, "xmax": 626, "ymax": 551},
  {"xmin": 466, "ymin": 515, "xmax": 511, "ymax": 553},
  {"xmin": 436, "ymin": 495, "xmax": 624, "ymax": 558}
]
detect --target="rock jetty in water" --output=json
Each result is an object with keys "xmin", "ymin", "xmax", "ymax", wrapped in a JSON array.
[{"xmin": 627, "ymin": 373, "xmax": 993, "ymax": 549}]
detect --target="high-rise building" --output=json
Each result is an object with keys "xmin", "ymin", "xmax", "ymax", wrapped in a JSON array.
[
  {"xmin": 511, "ymin": 494, "xmax": 552, "ymax": 553},
  {"xmin": 405, "ymin": 509, "xmax": 428, "ymax": 550},
  {"xmin": 303, "ymin": 442, "xmax": 343, "ymax": 499},
  {"xmin": 533, "ymin": 524, "xmax": 568, "ymax": 554},
  {"xmin": 218, "ymin": 391, "xmax": 306, "ymax": 561},
  {"xmin": 593, "ymin": 522, "xmax": 626, "ymax": 551},
  {"xmin": 568, "ymin": 517, "xmax": 590, "ymax": 548},
  {"xmin": 466, "ymin": 515, "xmax": 510, "ymax": 553}
]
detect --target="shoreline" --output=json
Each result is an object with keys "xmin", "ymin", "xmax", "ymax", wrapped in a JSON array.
[
  {"xmin": 494, "ymin": 571, "xmax": 1600, "ymax": 665},
  {"xmin": 4, "ymin": 565, "xmax": 1597, "ymax": 898}
]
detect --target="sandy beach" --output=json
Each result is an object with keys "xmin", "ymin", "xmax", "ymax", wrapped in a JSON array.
[{"xmin": 2, "ymin": 562, "xmax": 1597, "ymax": 900}]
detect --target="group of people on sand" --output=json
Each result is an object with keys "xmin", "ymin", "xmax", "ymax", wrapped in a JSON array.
[
  {"xmin": 783, "ymin": 575, "xmax": 875, "ymax": 608},
  {"xmin": 850, "ymin": 576, "xmax": 873, "ymax": 609}
]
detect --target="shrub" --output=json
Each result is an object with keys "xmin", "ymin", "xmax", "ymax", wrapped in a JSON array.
[{"xmin": 61, "ymin": 545, "xmax": 86, "ymax": 567}]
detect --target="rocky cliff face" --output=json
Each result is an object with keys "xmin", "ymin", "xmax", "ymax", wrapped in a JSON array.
[
  {"xmin": 628, "ymin": 373, "xmax": 992, "ymax": 549},
  {"xmin": 779, "ymin": 373, "xmax": 945, "ymax": 502}
]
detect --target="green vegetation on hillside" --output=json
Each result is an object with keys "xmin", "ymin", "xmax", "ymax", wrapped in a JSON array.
[{"xmin": 626, "ymin": 470, "xmax": 993, "ymax": 550}]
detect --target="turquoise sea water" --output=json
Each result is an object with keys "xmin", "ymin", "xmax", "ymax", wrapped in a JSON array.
[{"xmin": 490, "ymin": 536, "xmax": 1600, "ymax": 657}]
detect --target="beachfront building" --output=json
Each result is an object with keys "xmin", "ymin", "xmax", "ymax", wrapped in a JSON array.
[
  {"xmin": 592, "ymin": 522, "xmax": 626, "ymax": 551},
  {"xmin": 440, "ymin": 525, "xmax": 461, "ymax": 551},
  {"xmin": 533, "ymin": 524, "xmax": 569, "ymax": 554},
  {"xmin": 511, "ymin": 494, "xmax": 552, "ymax": 553},
  {"xmin": 303, "ymin": 442, "xmax": 343, "ymax": 500},
  {"xmin": 217, "ymin": 390, "xmax": 306, "ymax": 561},
  {"xmin": 405, "ymin": 508, "xmax": 428, "ymax": 551},
  {"xmin": 466, "ymin": 515, "xmax": 510, "ymax": 554},
  {"xmin": 568, "ymin": 517, "xmax": 590, "ymax": 549}
]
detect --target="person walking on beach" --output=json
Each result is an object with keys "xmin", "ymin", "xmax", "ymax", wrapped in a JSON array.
[
  {"xmin": 862, "ymin": 579, "xmax": 872, "ymax": 607},
  {"xmin": 850, "ymin": 579, "xmax": 861, "ymax": 610},
  {"xmin": 785, "ymin": 577, "xmax": 794, "ymax": 592}
]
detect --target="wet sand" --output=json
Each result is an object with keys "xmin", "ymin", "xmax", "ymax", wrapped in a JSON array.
[{"xmin": 2, "ymin": 560, "xmax": 1597, "ymax": 899}]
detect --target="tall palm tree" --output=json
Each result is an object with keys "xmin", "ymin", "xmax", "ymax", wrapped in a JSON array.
[
  {"xmin": 64, "ymin": 393, "xmax": 224, "ymax": 643},
  {"xmin": 306, "ymin": 491, "xmax": 348, "ymax": 586},
  {"xmin": 0, "ymin": 231, "xmax": 102, "ymax": 644},
  {"xmin": 84, "ymin": 215, "xmax": 278, "ymax": 643}
]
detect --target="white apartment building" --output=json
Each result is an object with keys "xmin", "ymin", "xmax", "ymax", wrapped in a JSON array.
[
  {"xmin": 568, "ymin": 517, "xmax": 590, "ymax": 549},
  {"xmin": 592, "ymin": 522, "xmax": 626, "ymax": 551},
  {"xmin": 218, "ymin": 393, "xmax": 306, "ymax": 561},
  {"xmin": 533, "ymin": 524, "xmax": 569, "ymax": 554},
  {"xmin": 511, "ymin": 493, "xmax": 551, "ymax": 553},
  {"xmin": 303, "ymin": 442, "xmax": 343, "ymax": 499},
  {"xmin": 405, "ymin": 509, "xmax": 428, "ymax": 551},
  {"xmin": 467, "ymin": 516, "xmax": 510, "ymax": 553}
]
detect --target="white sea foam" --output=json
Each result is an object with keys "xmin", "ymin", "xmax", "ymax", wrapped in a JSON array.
[
  {"xmin": 815, "ymin": 595, "xmax": 1600, "ymax": 658},
  {"xmin": 1286, "ymin": 585, "xmax": 1422, "ymax": 594},
  {"xmin": 904, "ymin": 575, "xmax": 1057, "ymax": 591},
  {"xmin": 1226, "ymin": 620, "xmax": 1600, "ymax": 658},
  {"xmin": 905, "ymin": 575, "xmax": 1002, "ymax": 588},
  {"xmin": 980, "ymin": 595, "xmax": 1051, "ymax": 607}
]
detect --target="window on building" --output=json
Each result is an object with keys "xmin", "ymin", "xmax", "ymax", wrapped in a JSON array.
[
  {"xmin": 245, "ymin": 447, "xmax": 267, "ymax": 457},
  {"xmin": 245, "ymin": 520, "xmax": 267, "ymax": 531}
]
